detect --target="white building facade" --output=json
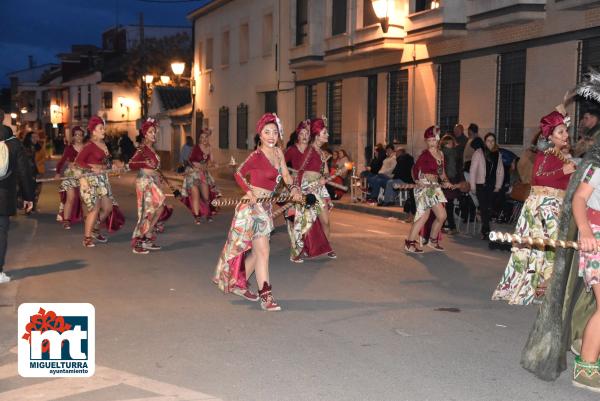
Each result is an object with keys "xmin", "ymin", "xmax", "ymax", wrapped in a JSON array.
[
  {"xmin": 188, "ymin": 0, "xmax": 296, "ymax": 164},
  {"xmin": 190, "ymin": 0, "xmax": 600, "ymax": 169}
]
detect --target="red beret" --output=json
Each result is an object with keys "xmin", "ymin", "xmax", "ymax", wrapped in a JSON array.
[
  {"xmin": 540, "ymin": 111, "xmax": 567, "ymax": 138},
  {"xmin": 256, "ymin": 113, "xmax": 283, "ymax": 139},
  {"xmin": 72, "ymin": 126, "xmax": 84, "ymax": 134},
  {"xmin": 87, "ymin": 116, "xmax": 104, "ymax": 133},
  {"xmin": 141, "ymin": 118, "xmax": 158, "ymax": 137},
  {"xmin": 310, "ymin": 118, "xmax": 326, "ymax": 139},
  {"xmin": 295, "ymin": 119, "xmax": 310, "ymax": 135}
]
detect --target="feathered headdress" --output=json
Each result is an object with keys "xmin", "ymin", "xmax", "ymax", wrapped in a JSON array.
[{"xmin": 576, "ymin": 68, "xmax": 600, "ymax": 103}]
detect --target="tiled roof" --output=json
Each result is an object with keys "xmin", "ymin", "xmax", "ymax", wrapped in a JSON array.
[{"xmin": 155, "ymin": 86, "xmax": 191, "ymax": 111}]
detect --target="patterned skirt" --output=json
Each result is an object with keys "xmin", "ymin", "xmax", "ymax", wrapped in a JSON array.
[
  {"xmin": 58, "ymin": 166, "xmax": 80, "ymax": 192},
  {"xmin": 57, "ymin": 166, "xmax": 82, "ymax": 223},
  {"xmin": 79, "ymin": 172, "xmax": 113, "ymax": 212},
  {"xmin": 491, "ymin": 188, "xmax": 563, "ymax": 305},
  {"xmin": 414, "ymin": 181, "xmax": 447, "ymax": 222},
  {"xmin": 213, "ymin": 202, "xmax": 273, "ymax": 293},
  {"xmin": 131, "ymin": 173, "xmax": 166, "ymax": 242},
  {"xmin": 181, "ymin": 167, "xmax": 221, "ymax": 217},
  {"xmin": 287, "ymin": 173, "xmax": 333, "ymax": 258},
  {"xmin": 578, "ymin": 213, "xmax": 600, "ymax": 291}
]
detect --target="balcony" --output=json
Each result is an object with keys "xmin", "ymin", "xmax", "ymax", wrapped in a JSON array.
[
  {"xmin": 404, "ymin": 2, "xmax": 467, "ymax": 44},
  {"xmin": 553, "ymin": 0, "xmax": 600, "ymax": 9},
  {"xmin": 467, "ymin": 0, "xmax": 547, "ymax": 30}
]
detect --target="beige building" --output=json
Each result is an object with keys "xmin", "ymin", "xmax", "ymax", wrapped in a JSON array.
[
  {"xmin": 189, "ymin": 0, "xmax": 600, "ymax": 168},
  {"xmin": 188, "ymin": 0, "xmax": 296, "ymax": 165}
]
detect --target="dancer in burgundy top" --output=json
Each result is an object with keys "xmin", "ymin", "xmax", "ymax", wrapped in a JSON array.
[
  {"xmin": 492, "ymin": 109, "xmax": 575, "ymax": 305},
  {"xmin": 213, "ymin": 113, "xmax": 300, "ymax": 311},
  {"xmin": 181, "ymin": 129, "xmax": 221, "ymax": 224},
  {"xmin": 55, "ymin": 126, "xmax": 84, "ymax": 229},
  {"xmin": 75, "ymin": 116, "xmax": 124, "ymax": 248},
  {"xmin": 129, "ymin": 118, "xmax": 171, "ymax": 254},
  {"xmin": 405, "ymin": 126, "xmax": 452, "ymax": 253},
  {"xmin": 285, "ymin": 118, "xmax": 336, "ymax": 262}
]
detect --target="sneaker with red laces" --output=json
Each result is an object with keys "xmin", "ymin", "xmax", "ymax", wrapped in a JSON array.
[
  {"xmin": 258, "ymin": 282, "xmax": 282, "ymax": 311},
  {"xmin": 327, "ymin": 251, "xmax": 337, "ymax": 259},
  {"xmin": 194, "ymin": 216, "xmax": 202, "ymax": 225},
  {"xmin": 232, "ymin": 286, "xmax": 259, "ymax": 302},
  {"xmin": 132, "ymin": 240, "xmax": 150, "ymax": 254},
  {"xmin": 142, "ymin": 239, "xmax": 161, "ymax": 251},
  {"xmin": 290, "ymin": 255, "xmax": 304, "ymax": 264},
  {"xmin": 62, "ymin": 221, "xmax": 71, "ymax": 230},
  {"xmin": 83, "ymin": 236, "xmax": 95, "ymax": 248},
  {"xmin": 92, "ymin": 230, "xmax": 108, "ymax": 243}
]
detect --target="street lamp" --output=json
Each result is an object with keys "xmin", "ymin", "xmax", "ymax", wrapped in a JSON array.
[
  {"xmin": 160, "ymin": 75, "xmax": 171, "ymax": 85},
  {"xmin": 20, "ymin": 107, "xmax": 28, "ymax": 114},
  {"xmin": 171, "ymin": 62, "xmax": 185, "ymax": 76},
  {"xmin": 10, "ymin": 113, "xmax": 17, "ymax": 119},
  {"xmin": 144, "ymin": 74, "xmax": 154, "ymax": 85},
  {"xmin": 371, "ymin": 0, "xmax": 391, "ymax": 33}
]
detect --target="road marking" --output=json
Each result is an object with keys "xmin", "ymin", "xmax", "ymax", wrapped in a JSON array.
[
  {"xmin": 335, "ymin": 222, "xmax": 352, "ymax": 227},
  {"xmin": 462, "ymin": 251, "xmax": 502, "ymax": 261},
  {"xmin": 366, "ymin": 229, "xmax": 391, "ymax": 235},
  {"xmin": 0, "ymin": 363, "xmax": 221, "ymax": 401}
]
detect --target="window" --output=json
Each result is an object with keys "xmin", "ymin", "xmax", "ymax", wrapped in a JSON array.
[
  {"xmin": 263, "ymin": 14, "xmax": 273, "ymax": 56},
  {"xmin": 296, "ymin": 0, "xmax": 308, "ymax": 45},
  {"xmin": 327, "ymin": 80, "xmax": 342, "ymax": 145},
  {"xmin": 387, "ymin": 70, "xmax": 409, "ymax": 144},
  {"xmin": 221, "ymin": 31, "xmax": 230, "ymax": 67},
  {"xmin": 239, "ymin": 24, "xmax": 249, "ymax": 64},
  {"xmin": 237, "ymin": 103, "xmax": 248, "ymax": 149},
  {"xmin": 363, "ymin": 0, "xmax": 379, "ymax": 27},
  {"xmin": 76, "ymin": 86, "xmax": 82, "ymax": 120},
  {"xmin": 437, "ymin": 61, "xmax": 460, "ymax": 134},
  {"xmin": 496, "ymin": 50, "xmax": 526, "ymax": 145},
  {"xmin": 195, "ymin": 110, "xmax": 204, "ymax": 143},
  {"xmin": 415, "ymin": 0, "xmax": 436, "ymax": 13},
  {"xmin": 103, "ymin": 91, "xmax": 113, "ymax": 109},
  {"xmin": 265, "ymin": 91, "xmax": 277, "ymax": 113},
  {"xmin": 305, "ymin": 85, "xmax": 317, "ymax": 119},
  {"xmin": 332, "ymin": 0, "xmax": 347, "ymax": 36},
  {"xmin": 86, "ymin": 84, "xmax": 92, "ymax": 118},
  {"xmin": 219, "ymin": 106, "xmax": 229, "ymax": 149},
  {"xmin": 367, "ymin": 75, "xmax": 377, "ymax": 151},
  {"xmin": 206, "ymin": 38, "xmax": 214, "ymax": 70}
]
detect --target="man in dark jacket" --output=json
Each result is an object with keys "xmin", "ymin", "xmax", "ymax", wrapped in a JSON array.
[{"xmin": 0, "ymin": 110, "xmax": 35, "ymax": 283}]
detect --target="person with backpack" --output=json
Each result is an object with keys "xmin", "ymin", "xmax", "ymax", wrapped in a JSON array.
[{"xmin": 0, "ymin": 109, "xmax": 35, "ymax": 283}]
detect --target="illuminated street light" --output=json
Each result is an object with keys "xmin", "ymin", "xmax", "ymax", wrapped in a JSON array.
[
  {"xmin": 160, "ymin": 75, "xmax": 171, "ymax": 85},
  {"xmin": 371, "ymin": 0, "xmax": 391, "ymax": 33},
  {"xmin": 171, "ymin": 62, "xmax": 185, "ymax": 76},
  {"xmin": 10, "ymin": 113, "xmax": 17, "ymax": 119},
  {"xmin": 20, "ymin": 107, "xmax": 28, "ymax": 114},
  {"xmin": 144, "ymin": 75, "xmax": 155, "ymax": 85}
]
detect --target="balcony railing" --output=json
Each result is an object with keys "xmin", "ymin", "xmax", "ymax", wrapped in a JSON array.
[{"xmin": 466, "ymin": 0, "xmax": 546, "ymax": 30}]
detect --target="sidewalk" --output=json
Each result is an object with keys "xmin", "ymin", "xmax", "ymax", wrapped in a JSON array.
[{"xmin": 333, "ymin": 197, "xmax": 409, "ymax": 220}]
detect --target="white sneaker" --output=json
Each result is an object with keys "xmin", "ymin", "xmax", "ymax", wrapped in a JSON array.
[{"xmin": 0, "ymin": 272, "xmax": 11, "ymax": 283}]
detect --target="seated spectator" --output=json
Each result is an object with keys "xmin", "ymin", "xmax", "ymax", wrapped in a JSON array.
[
  {"xmin": 380, "ymin": 147, "xmax": 414, "ymax": 206},
  {"xmin": 367, "ymin": 144, "xmax": 396, "ymax": 201},
  {"xmin": 361, "ymin": 143, "xmax": 385, "ymax": 178}
]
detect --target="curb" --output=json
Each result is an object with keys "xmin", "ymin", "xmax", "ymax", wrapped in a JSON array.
[{"xmin": 333, "ymin": 201, "xmax": 409, "ymax": 220}]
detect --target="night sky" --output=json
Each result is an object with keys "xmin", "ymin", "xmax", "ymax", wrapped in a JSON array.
[{"xmin": 0, "ymin": 0, "xmax": 211, "ymax": 86}]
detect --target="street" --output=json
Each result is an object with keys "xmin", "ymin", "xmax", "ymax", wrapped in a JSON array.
[{"xmin": 0, "ymin": 174, "xmax": 596, "ymax": 401}]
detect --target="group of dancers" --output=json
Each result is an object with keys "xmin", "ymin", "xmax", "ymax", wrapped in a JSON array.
[{"xmin": 51, "ymin": 113, "xmax": 338, "ymax": 311}]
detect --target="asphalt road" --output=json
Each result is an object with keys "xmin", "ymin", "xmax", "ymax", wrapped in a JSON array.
[{"xmin": 0, "ymin": 173, "xmax": 596, "ymax": 401}]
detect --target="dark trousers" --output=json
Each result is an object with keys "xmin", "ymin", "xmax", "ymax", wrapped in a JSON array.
[
  {"xmin": 445, "ymin": 201, "xmax": 456, "ymax": 229},
  {"xmin": 0, "ymin": 216, "xmax": 9, "ymax": 272},
  {"xmin": 476, "ymin": 184, "xmax": 495, "ymax": 235}
]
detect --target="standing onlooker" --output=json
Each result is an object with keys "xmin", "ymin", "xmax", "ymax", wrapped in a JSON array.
[
  {"xmin": 367, "ymin": 144, "xmax": 396, "ymax": 201},
  {"xmin": 463, "ymin": 123, "xmax": 479, "ymax": 171},
  {"xmin": 179, "ymin": 135, "xmax": 194, "ymax": 165},
  {"xmin": 21, "ymin": 132, "xmax": 43, "ymax": 212},
  {"xmin": 118, "ymin": 132, "xmax": 135, "ymax": 163},
  {"xmin": 0, "ymin": 109, "xmax": 35, "ymax": 283},
  {"xmin": 575, "ymin": 106, "xmax": 600, "ymax": 157},
  {"xmin": 440, "ymin": 134, "xmax": 463, "ymax": 233},
  {"xmin": 453, "ymin": 124, "xmax": 467, "ymax": 155},
  {"xmin": 469, "ymin": 134, "xmax": 504, "ymax": 239}
]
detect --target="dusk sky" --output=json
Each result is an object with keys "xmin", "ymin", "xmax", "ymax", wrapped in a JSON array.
[{"xmin": 0, "ymin": 0, "xmax": 211, "ymax": 86}]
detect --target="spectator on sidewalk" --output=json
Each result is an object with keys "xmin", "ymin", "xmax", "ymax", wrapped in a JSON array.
[
  {"xmin": 367, "ymin": 144, "xmax": 396, "ymax": 201},
  {"xmin": 379, "ymin": 147, "xmax": 414, "ymax": 206},
  {"xmin": 179, "ymin": 135, "xmax": 194, "ymax": 165},
  {"xmin": 118, "ymin": 132, "xmax": 135, "ymax": 163},
  {"xmin": 362, "ymin": 143, "xmax": 386, "ymax": 178},
  {"xmin": 440, "ymin": 134, "xmax": 463, "ymax": 233},
  {"xmin": 469, "ymin": 134, "xmax": 504, "ymax": 239},
  {"xmin": 0, "ymin": 109, "xmax": 34, "ymax": 283},
  {"xmin": 463, "ymin": 123, "xmax": 479, "ymax": 171}
]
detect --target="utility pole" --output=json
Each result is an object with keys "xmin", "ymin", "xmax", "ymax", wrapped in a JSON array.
[{"xmin": 139, "ymin": 12, "xmax": 147, "ymax": 120}]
